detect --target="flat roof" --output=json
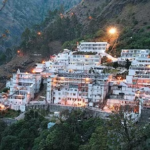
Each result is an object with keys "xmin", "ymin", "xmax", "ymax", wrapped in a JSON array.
[
  {"xmin": 80, "ymin": 42, "xmax": 108, "ymax": 44},
  {"xmin": 122, "ymin": 49, "xmax": 149, "ymax": 51}
]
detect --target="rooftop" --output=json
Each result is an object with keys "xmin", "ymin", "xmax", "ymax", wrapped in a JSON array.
[
  {"xmin": 80, "ymin": 42, "xmax": 108, "ymax": 44},
  {"xmin": 122, "ymin": 49, "xmax": 149, "ymax": 51},
  {"xmin": 57, "ymin": 72, "xmax": 110, "ymax": 80},
  {"xmin": 72, "ymin": 51, "xmax": 97, "ymax": 55}
]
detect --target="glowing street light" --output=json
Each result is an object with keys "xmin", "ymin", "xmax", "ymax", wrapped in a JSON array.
[
  {"xmin": 32, "ymin": 69, "xmax": 35, "ymax": 73},
  {"xmin": 42, "ymin": 60, "xmax": 45, "ymax": 64},
  {"xmin": 109, "ymin": 27, "xmax": 117, "ymax": 35},
  {"xmin": 37, "ymin": 32, "xmax": 41, "ymax": 35}
]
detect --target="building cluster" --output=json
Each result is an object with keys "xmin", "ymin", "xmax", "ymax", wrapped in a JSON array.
[
  {"xmin": 0, "ymin": 69, "xmax": 42, "ymax": 112},
  {"xmin": 0, "ymin": 42, "xmax": 150, "ymax": 121}
]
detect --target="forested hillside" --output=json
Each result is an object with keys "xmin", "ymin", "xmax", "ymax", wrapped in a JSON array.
[
  {"xmin": 66, "ymin": 0, "xmax": 150, "ymax": 56},
  {"xmin": 17, "ymin": 0, "xmax": 150, "ymax": 58},
  {"xmin": 1, "ymin": 110, "xmax": 150, "ymax": 150},
  {"xmin": 0, "ymin": 0, "xmax": 81, "ymax": 51}
]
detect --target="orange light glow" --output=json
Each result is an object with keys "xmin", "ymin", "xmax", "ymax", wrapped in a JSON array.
[
  {"xmin": 85, "ymin": 78, "xmax": 90, "ymax": 81},
  {"xmin": 0, "ymin": 104, "xmax": 5, "ymax": 110},
  {"xmin": 117, "ymin": 76, "xmax": 121, "ymax": 80},
  {"xmin": 60, "ymin": 13, "xmax": 64, "ymax": 19},
  {"xmin": 32, "ymin": 70, "xmax": 35, "ymax": 73},
  {"xmin": 89, "ymin": 16, "xmax": 92, "ymax": 20},
  {"xmin": 109, "ymin": 27, "xmax": 117, "ymax": 35},
  {"xmin": 25, "ymin": 72, "xmax": 28, "ymax": 74},
  {"xmin": 60, "ymin": 77, "xmax": 65, "ymax": 80},
  {"xmin": 17, "ymin": 50, "xmax": 20, "ymax": 53},
  {"xmin": 37, "ymin": 32, "xmax": 41, "ymax": 35},
  {"xmin": 42, "ymin": 61, "xmax": 45, "ymax": 64}
]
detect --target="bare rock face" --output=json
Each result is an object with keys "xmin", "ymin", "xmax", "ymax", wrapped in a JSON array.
[{"xmin": 0, "ymin": 0, "xmax": 81, "ymax": 50}]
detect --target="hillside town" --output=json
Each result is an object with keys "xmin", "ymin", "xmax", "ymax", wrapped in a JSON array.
[{"xmin": 0, "ymin": 41, "xmax": 150, "ymax": 121}]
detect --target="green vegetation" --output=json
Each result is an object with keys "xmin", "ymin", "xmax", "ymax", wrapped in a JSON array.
[
  {"xmin": 19, "ymin": 8, "xmax": 82, "ymax": 58},
  {"xmin": 1, "ymin": 110, "xmax": 150, "ymax": 150},
  {"xmin": 101, "ymin": 56, "xmax": 112, "ymax": 64},
  {"xmin": 0, "ymin": 87, "xmax": 10, "ymax": 93},
  {"xmin": 0, "ymin": 109, "xmax": 20, "ymax": 118},
  {"xmin": 103, "ymin": 68, "xmax": 118, "ymax": 74},
  {"xmin": 0, "ymin": 110, "xmax": 48, "ymax": 150}
]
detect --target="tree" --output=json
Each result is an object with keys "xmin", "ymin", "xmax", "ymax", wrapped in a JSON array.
[
  {"xmin": 0, "ymin": 135, "xmax": 18, "ymax": 150},
  {"xmin": 0, "ymin": 0, "xmax": 7, "ymax": 11},
  {"xmin": 21, "ymin": 28, "xmax": 31, "ymax": 41},
  {"xmin": 113, "ymin": 61, "xmax": 118, "ymax": 69},
  {"xmin": 125, "ymin": 59, "xmax": 131, "ymax": 70},
  {"xmin": 79, "ymin": 126, "xmax": 107, "ymax": 150},
  {"xmin": 5, "ymin": 48, "xmax": 12, "ymax": 61},
  {"xmin": 107, "ymin": 111, "xmax": 143, "ymax": 150},
  {"xmin": 0, "ymin": 120, "xmax": 7, "ymax": 141},
  {"xmin": 33, "ymin": 110, "xmax": 103, "ymax": 150}
]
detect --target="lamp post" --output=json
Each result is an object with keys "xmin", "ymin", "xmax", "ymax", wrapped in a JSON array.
[{"xmin": 108, "ymin": 27, "xmax": 119, "ymax": 55}]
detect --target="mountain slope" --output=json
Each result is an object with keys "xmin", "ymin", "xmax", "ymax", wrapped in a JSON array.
[
  {"xmin": 67, "ymin": 0, "xmax": 150, "ymax": 32},
  {"xmin": 64, "ymin": 0, "xmax": 150, "ymax": 56},
  {"xmin": 0, "ymin": 0, "xmax": 81, "ymax": 51}
]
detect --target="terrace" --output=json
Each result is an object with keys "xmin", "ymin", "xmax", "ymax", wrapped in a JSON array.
[{"xmin": 72, "ymin": 51, "xmax": 97, "ymax": 55}]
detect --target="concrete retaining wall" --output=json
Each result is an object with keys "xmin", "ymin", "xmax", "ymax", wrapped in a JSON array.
[{"xmin": 26, "ymin": 104, "xmax": 110, "ymax": 119}]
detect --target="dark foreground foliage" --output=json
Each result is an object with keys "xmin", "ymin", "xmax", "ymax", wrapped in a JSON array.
[{"xmin": 1, "ymin": 110, "xmax": 150, "ymax": 150}]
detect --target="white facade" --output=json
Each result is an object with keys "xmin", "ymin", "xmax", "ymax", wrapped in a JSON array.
[
  {"xmin": 46, "ymin": 73, "xmax": 112, "ymax": 107},
  {"xmin": 126, "ymin": 57, "xmax": 150, "ymax": 86},
  {"xmin": 67, "ymin": 53, "xmax": 101, "ymax": 71},
  {"xmin": 119, "ymin": 49, "xmax": 150, "ymax": 62},
  {"xmin": 106, "ymin": 82, "xmax": 140, "ymax": 114},
  {"xmin": 34, "ymin": 63, "xmax": 45, "ymax": 73},
  {"xmin": 77, "ymin": 42, "xmax": 108, "ymax": 53},
  {"xmin": 44, "ymin": 50, "xmax": 101, "ymax": 73},
  {"xmin": 5, "ymin": 69, "xmax": 42, "ymax": 112}
]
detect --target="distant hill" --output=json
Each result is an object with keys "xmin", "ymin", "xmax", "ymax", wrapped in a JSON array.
[{"xmin": 0, "ymin": 0, "xmax": 81, "ymax": 51}]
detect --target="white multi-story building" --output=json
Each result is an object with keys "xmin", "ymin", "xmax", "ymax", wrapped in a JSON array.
[
  {"xmin": 5, "ymin": 69, "xmax": 42, "ymax": 112},
  {"xmin": 46, "ymin": 72, "xmax": 112, "ymax": 107},
  {"xmin": 44, "ymin": 49, "xmax": 101, "ymax": 73},
  {"xmin": 34, "ymin": 63, "xmax": 45, "ymax": 73},
  {"xmin": 119, "ymin": 49, "xmax": 150, "ymax": 62},
  {"xmin": 124, "ymin": 56, "xmax": 150, "ymax": 109},
  {"xmin": 106, "ymin": 82, "xmax": 141, "ymax": 115},
  {"xmin": 77, "ymin": 42, "xmax": 108, "ymax": 54},
  {"xmin": 67, "ymin": 52, "xmax": 101, "ymax": 71},
  {"xmin": 126, "ymin": 57, "xmax": 150, "ymax": 86}
]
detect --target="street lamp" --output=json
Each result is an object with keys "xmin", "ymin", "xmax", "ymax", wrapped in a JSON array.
[
  {"xmin": 108, "ymin": 27, "xmax": 119, "ymax": 54},
  {"xmin": 37, "ymin": 32, "xmax": 41, "ymax": 35},
  {"xmin": 109, "ymin": 27, "xmax": 117, "ymax": 35}
]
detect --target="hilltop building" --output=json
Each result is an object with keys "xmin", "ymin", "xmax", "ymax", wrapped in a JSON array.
[
  {"xmin": 77, "ymin": 42, "xmax": 108, "ymax": 54},
  {"xmin": 1, "ymin": 40, "xmax": 149, "ymax": 121},
  {"xmin": 40, "ymin": 49, "xmax": 101, "ymax": 73},
  {"xmin": 46, "ymin": 73, "xmax": 112, "ymax": 107},
  {"xmin": 118, "ymin": 49, "xmax": 150, "ymax": 62},
  {"xmin": 3, "ymin": 69, "xmax": 42, "ymax": 112}
]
